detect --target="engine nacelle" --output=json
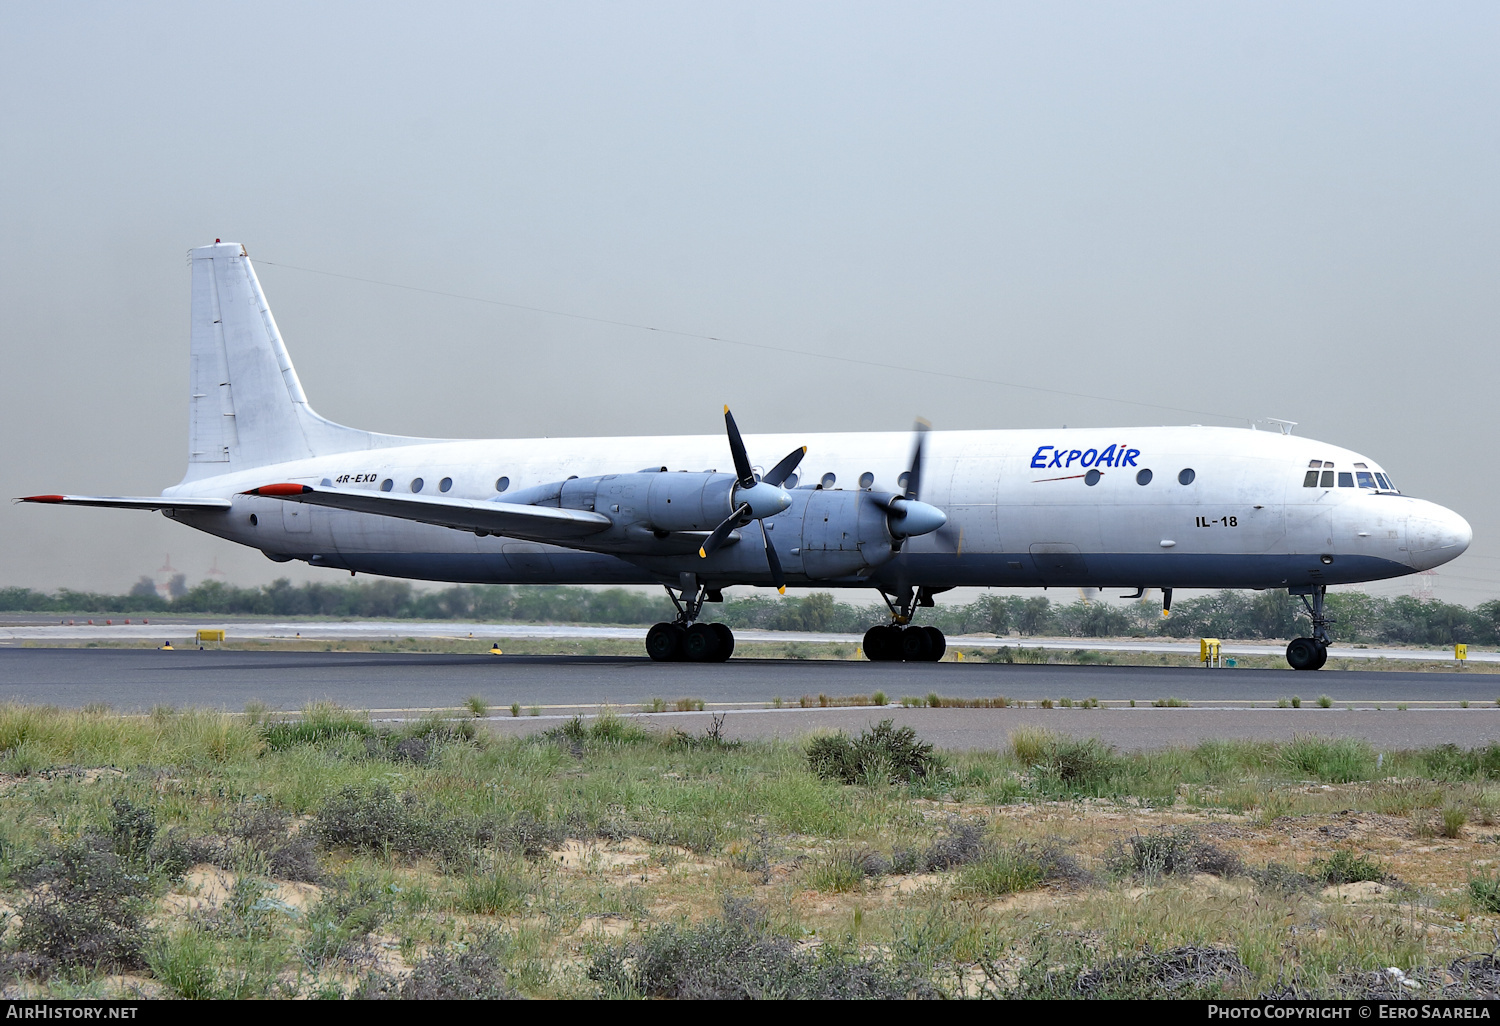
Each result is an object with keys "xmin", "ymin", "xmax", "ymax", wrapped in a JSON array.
[
  {"xmin": 561, "ymin": 472, "xmax": 739, "ymax": 533},
  {"xmin": 797, "ymin": 489, "xmax": 903, "ymax": 580}
]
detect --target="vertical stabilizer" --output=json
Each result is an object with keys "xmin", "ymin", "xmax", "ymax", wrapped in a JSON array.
[{"xmin": 180, "ymin": 242, "xmax": 415, "ymax": 482}]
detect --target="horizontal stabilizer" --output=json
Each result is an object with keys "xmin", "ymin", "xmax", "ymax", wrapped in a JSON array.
[
  {"xmin": 244, "ymin": 483, "xmax": 612, "ymax": 541},
  {"xmin": 17, "ymin": 494, "xmax": 232, "ymax": 512}
]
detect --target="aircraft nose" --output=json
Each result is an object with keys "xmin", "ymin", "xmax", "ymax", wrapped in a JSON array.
[{"xmin": 1407, "ymin": 502, "xmax": 1472, "ymax": 570}]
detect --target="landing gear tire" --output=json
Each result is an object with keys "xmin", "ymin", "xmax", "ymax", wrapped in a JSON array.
[
  {"xmin": 923, "ymin": 626, "xmax": 946, "ymax": 661},
  {"xmin": 864, "ymin": 624, "xmax": 947, "ymax": 662},
  {"xmin": 646, "ymin": 622, "xmax": 684, "ymax": 662},
  {"xmin": 1286, "ymin": 637, "xmax": 1323, "ymax": 671},
  {"xmin": 899, "ymin": 626, "xmax": 932, "ymax": 661},
  {"xmin": 710, "ymin": 622, "xmax": 735, "ymax": 661},
  {"xmin": 683, "ymin": 622, "xmax": 722, "ymax": 662}
]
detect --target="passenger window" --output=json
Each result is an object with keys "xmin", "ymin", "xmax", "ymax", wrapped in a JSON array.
[
  {"xmin": 1338, "ymin": 472, "xmax": 1353, "ymax": 488},
  {"xmin": 1320, "ymin": 471, "xmax": 1335, "ymax": 488},
  {"xmin": 1303, "ymin": 471, "xmax": 1319, "ymax": 487},
  {"xmin": 1137, "ymin": 469, "xmax": 1153, "ymax": 485},
  {"xmin": 820, "ymin": 473, "xmax": 836, "ymax": 489},
  {"xmin": 495, "ymin": 476, "xmax": 510, "ymax": 492},
  {"xmin": 1356, "ymin": 472, "xmax": 1375, "ymax": 489},
  {"xmin": 411, "ymin": 478, "xmax": 424, "ymax": 493},
  {"xmin": 1085, "ymin": 469, "xmax": 1101, "ymax": 486},
  {"xmin": 380, "ymin": 479, "xmax": 393, "ymax": 492},
  {"xmin": 1178, "ymin": 468, "xmax": 1195, "ymax": 485},
  {"xmin": 785, "ymin": 473, "xmax": 799, "ymax": 489},
  {"xmin": 859, "ymin": 472, "xmax": 874, "ymax": 489},
  {"xmin": 439, "ymin": 477, "xmax": 453, "ymax": 493}
]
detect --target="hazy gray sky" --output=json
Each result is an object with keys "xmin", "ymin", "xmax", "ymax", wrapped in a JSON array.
[{"xmin": 2, "ymin": 2, "xmax": 1497, "ymax": 602}]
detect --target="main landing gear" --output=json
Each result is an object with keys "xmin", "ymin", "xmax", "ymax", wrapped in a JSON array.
[
  {"xmin": 645, "ymin": 576, "xmax": 735, "ymax": 663},
  {"xmin": 1285, "ymin": 584, "xmax": 1332, "ymax": 671},
  {"xmin": 863, "ymin": 586, "xmax": 948, "ymax": 663}
]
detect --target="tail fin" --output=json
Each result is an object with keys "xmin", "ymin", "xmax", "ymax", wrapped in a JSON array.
[{"xmin": 181, "ymin": 242, "xmax": 416, "ymax": 482}]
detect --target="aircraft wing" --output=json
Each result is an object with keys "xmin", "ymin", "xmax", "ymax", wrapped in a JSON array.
[
  {"xmin": 17, "ymin": 494, "xmax": 233, "ymax": 512},
  {"xmin": 244, "ymin": 483, "xmax": 612, "ymax": 540}
]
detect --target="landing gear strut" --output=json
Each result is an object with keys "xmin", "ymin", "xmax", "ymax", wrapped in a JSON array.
[
  {"xmin": 1286, "ymin": 585, "xmax": 1331, "ymax": 671},
  {"xmin": 863, "ymin": 585, "xmax": 948, "ymax": 663},
  {"xmin": 646, "ymin": 576, "xmax": 734, "ymax": 663}
]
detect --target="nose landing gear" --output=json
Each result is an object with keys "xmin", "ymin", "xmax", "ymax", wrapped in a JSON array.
[
  {"xmin": 1285, "ymin": 585, "xmax": 1332, "ymax": 671},
  {"xmin": 646, "ymin": 577, "xmax": 735, "ymax": 662},
  {"xmin": 863, "ymin": 586, "xmax": 948, "ymax": 662}
]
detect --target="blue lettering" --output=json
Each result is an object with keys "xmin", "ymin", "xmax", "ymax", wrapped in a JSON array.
[
  {"xmin": 1048, "ymin": 449, "xmax": 1065, "ymax": 468},
  {"xmin": 1065, "ymin": 450, "xmax": 1082, "ymax": 468},
  {"xmin": 1123, "ymin": 448, "xmax": 1141, "ymax": 467},
  {"xmin": 1081, "ymin": 448, "xmax": 1099, "ymax": 468},
  {"xmin": 1030, "ymin": 446, "xmax": 1052, "ymax": 469},
  {"xmin": 1097, "ymin": 444, "xmax": 1118, "ymax": 468}
]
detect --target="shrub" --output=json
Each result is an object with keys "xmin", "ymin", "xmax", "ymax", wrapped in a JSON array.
[
  {"xmin": 262, "ymin": 704, "xmax": 376, "ymax": 750},
  {"xmin": 460, "ymin": 861, "xmax": 536, "ymax": 914},
  {"xmin": 808, "ymin": 849, "xmax": 880, "ymax": 892},
  {"xmin": 315, "ymin": 784, "xmax": 477, "ymax": 862},
  {"xmin": 1279, "ymin": 735, "xmax": 1376, "ymax": 783},
  {"xmin": 1311, "ymin": 849, "xmax": 1385, "ymax": 885},
  {"xmin": 464, "ymin": 695, "xmax": 488, "ymax": 718},
  {"xmin": 1015, "ymin": 731, "xmax": 1120, "ymax": 793},
  {"xmin": 1107, "ymin": 827, "xmax": 1241, "ymax": 880},
  {"xmin": 894, "ymin": 819, "xmax": 989, "ymax": 873},
  {"xmin": 12, "ymin": 839, "xmax": 153, "ymax": 972},
  {"xmin": 955, "ymin": 841, "xmax": 1084, "ymax": 898},
  {"xmin": 587, "ymin": 897, "xmax": 939, "ymax": 999},
  {"xmin": 1152, "ymin": 697, "xmax": 1189, "ymax": 708},
  {"xmin": 358, "ymin": 936, "xmax": 522, "ymax": 999},
  {"xmin": 806, "ymin": 721, "xmax": 937, "ymax": 785},
  {"xmin": 1317, "ymin": 695, "xmax": 1333, "ymax": 709},
  {"xmin": 1443, "ymin": 806, "xmax": 1469, "ymax": 838},
  {"xmin": 1470, "ymin": 874, "xmax": 1500, "ymax": 913}
]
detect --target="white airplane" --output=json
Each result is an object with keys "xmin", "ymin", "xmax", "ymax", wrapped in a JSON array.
[{"xmin": 22, "ymin": 242, "xmax": 1473, "ymax": 670}]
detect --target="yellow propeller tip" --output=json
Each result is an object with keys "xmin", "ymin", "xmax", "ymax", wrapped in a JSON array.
[
  {"xmin": 698, "ymin": 548, "xmax": 707, "ymax": 558},
  {"xmin": 723, "ymin": 405, "xmax": 730, "ymax": 414},
  {"xmin": 778, "ymin": 586, "xmax": 786, "ymax": 595}
]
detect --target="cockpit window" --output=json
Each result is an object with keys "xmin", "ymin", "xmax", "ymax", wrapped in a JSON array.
[
  {"xmin": 1303, "ymin": 470, "xmax": 1320, "ymax": 487},
  {"xmin": 1320, "ymin": 470, "xmax": 1335, "ymax": 488},
  {"xmin": 1338, "ymin": 472, "xmax": 1354, "ymax": 488},
  {"xmin": 1356, "ymin": 471, "xmax": 1376, "ymax": 489},
  {"xmin": 1375, "ymin": 473, "xmax": 1392, "ymax": 490}
]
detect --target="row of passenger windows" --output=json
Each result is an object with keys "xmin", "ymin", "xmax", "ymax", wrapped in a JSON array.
[
  {"xmin": 376, "ymin": 475, "xmax": 513, "ymax": 494},
  {"xmin": 1302, "ymin": 459, "xmax": 1394, "ymax": 491}
]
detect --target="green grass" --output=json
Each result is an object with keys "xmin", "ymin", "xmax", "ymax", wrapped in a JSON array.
[{"xmin": 5, "ymin": 706, "xmax": 1500, "ymax": 998}]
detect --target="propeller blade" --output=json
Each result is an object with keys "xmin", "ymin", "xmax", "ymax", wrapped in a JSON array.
[
  {"xmin": 762, "ymin": 446, "xmax": 807, "ymax": 487},
  {"xmin": 699, "ymin": 502, "xmax": 750, "ymax": 558},
  {"xmin": 723, "ymin": 407, "xmax": 755, "ymax": 488},
  {"xmin": 759, "ymin": 519, "xmax": 786, "ymax": 593},
  {"xmin": 904, "ymin": 418, "xmax": 930, "ymax": 500}
]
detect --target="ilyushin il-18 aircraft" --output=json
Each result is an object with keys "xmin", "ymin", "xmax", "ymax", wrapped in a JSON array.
[{"xmin": 22, "ymin": 242, "xmax": 1473, "ymax": 669}]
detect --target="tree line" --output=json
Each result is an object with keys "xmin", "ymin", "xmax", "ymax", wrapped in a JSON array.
[{"xmin": 2, "ymin": 578, "xmax": 1497, "ymax": 647}]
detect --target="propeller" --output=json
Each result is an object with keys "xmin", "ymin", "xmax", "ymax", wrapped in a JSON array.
[
  {"xmin": 869, "ymin": 418, "xmax": 948, "ymax": 549},
  {"xmin": 699, "ymin": 407, "xmax": 806, "ymax": 593}
]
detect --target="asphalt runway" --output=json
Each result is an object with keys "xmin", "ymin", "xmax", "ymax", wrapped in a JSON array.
[{"xmin": 3, "ymin": 646, "xmax": 1499, "ymax": 710}]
